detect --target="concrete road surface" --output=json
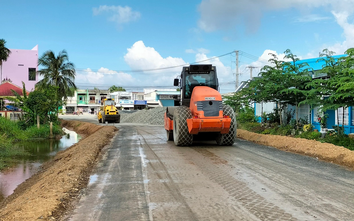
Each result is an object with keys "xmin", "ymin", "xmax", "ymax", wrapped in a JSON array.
[{"xmin": 60, "ymin": 115, "xmax": 354, "ymax": 221}]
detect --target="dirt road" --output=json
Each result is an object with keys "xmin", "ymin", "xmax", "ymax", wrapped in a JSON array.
[{"xmin": 65, "ymin": 123, "xmax": 354, "ymax": 221}]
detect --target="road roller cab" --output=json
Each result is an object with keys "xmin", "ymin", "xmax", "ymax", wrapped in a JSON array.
[{"xmin": 164, "ymin": 64, "xmax": 236, "ymax": 146}]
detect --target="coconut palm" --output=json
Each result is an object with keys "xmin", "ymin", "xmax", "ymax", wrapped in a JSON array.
[
  {"xmin": 36, "ymin": 50, "xmax": 77, "ymax": 101},
  {"xmin": 0, "ymin": 39, "xmax": 11, "ymax": 83}
]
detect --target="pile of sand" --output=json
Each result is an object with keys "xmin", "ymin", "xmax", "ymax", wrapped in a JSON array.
[{"xmin": 237, "ymin": 129, "xmax": 354, "ymax": 170}]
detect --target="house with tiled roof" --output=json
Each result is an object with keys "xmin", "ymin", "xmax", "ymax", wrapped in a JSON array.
[
  {"xmin": 0, "ymin": 80, "xmax": 29, "ymax": 120},
  {"xmin": 0, "ymin": 80, "xmax": 28, "ymax": 97},
  {"xmin": 0, "ymin": 45, "xmax": 38, "ymax": 120}
]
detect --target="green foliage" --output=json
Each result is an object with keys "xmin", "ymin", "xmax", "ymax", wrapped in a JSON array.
[
  {"xmin": 261, "ymin": 128, "xmax": 272, "ymax": 134},
  {"xmin": 0, "ymin": 117, "xmax": 29, "ymax": 170},
  {"xmin": 0, "ymin": 117, "xmax": 28, "ymax": 141},
  {"xmin": 7, "ymin": 83, "xmax": 61, "ymax": 129},
  {"xmin": 0, "ymin": 99, "xmax": 5, "ymax": 111},
  {"xmin": 266, "ymin": 108, "xmax": 281, "ymax": 124},
  {"xmin": 239, "ymin": 122, "xmax": 265, "ymax": 133},
  {"xmin": 276, "ymin": 125, "xmax": 293, "ymax": 136},
  {"xmin": 237, "ymin": 107, "xmax": 256, "ymax": 123},
  {"xmin": 0, "ymin": 140, "xmax": 30, "ymax": 170},
  {"xmin": 0, "ymin": 117, "xmax": 64, "ymax": 170},
  {"xmin": 297, "ymin": 131, "xmax": 322, "ymax": 140},
  {"xmin": 322, "ymin": 132, "xmax": 354, "ymax": 150},
  {"xmin": 25, "ymin": 123, "xmax": 63, "ymax": 138},
  {"xmin": 0, "ymin": 38, "xmax": 11, "ymax": 63},
  {"xmin": 109, "ymin": 85, "xmax": 126, "ymax": 92},
  {"xmin": 36, "ymin": 49, "xmax": 77, "ymax": 117},
  {"xmin": 259, "ymin": 109, "xmax": 281, "ymax": 125}
]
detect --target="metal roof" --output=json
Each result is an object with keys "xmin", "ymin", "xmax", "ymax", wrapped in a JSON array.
[{"xmin": 155, "ymin": 91, "xmax": 180, "ymax": 95}]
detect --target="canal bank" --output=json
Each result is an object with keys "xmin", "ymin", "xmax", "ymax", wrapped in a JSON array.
[
  {"xmin": 0, "ymin": 120, "xmax": 118, "ymax": 220},
  {"xmin": 0, "ymin": 128, "xmax": 81, "ymax": 201}
]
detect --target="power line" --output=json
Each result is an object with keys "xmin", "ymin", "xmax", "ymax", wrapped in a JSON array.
[
  {"xmin": 75, "ymin": 51, "xmax": 235, "ymax": 73},
  {"xmin": 239, "ymin": 50, "xmax": 259, "ymax": 61}
]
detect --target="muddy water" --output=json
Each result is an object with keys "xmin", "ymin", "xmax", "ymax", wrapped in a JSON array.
[{"xmin": 0, "ymin": 128, "xmax": 81, "ymax": 201}]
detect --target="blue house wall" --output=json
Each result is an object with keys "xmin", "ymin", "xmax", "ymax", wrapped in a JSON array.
[
  {"xmin": 254, "ymin": 54, "xmax": 354, "ymax": 134},
  {"xmin": 298, "ymin": 55, "xmax": 354, "ymax": 134}
]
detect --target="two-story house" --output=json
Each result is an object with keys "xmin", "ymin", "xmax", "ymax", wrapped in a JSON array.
[
  {"xmin": 1, "ymin": 45, "xmax": 38, "ymax": 91},
  {"xmin": 63, "ymin": 89, "xmax": 109, "ymax": 114},
  {"xmin": 0, "ymin": 45, "xmax": 38, "ymax": 120}
]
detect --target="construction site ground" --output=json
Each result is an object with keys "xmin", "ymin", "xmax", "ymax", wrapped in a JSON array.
[{"xmin": 0, "ymin": 111, "xmax": 353, "ymax": 220}]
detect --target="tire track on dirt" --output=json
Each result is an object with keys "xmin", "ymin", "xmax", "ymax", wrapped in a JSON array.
[
  {"xmin": 136, "ymin": 127, "xmax": 199, "ymax": 221},
  {"xmin": 191, "ymin": 148, "xmax": 298, "ymax": 221}
]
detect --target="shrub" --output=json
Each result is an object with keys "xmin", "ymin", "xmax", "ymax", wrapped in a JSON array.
[
  {"xmin": 239, "ymin": 122, "xmax": 265, "ymax": 133},
  {"xmin": 297, "ymin": 131, "xmax": 321, "ymax": 140},
  {"xmin": 25, "ymin": 123, "xmax": 64, "ymax": 138},
  {"xmin": 0, "ymin": 117, "xmax": 28, "ymax": 141},
  {"xmin": 261, "ymin": 128, "xmax": 272, "ymax": 134},
  {"xmin": 267, "ymin": 108, "xmax": 280, "ymax": 124},
  {"xmin": 277, "ymin": 125, "xmax": 293, "ymax": 136},
  {"xmin": 237, "ymin": 107, "xmax": 256, "ymax": 123}
]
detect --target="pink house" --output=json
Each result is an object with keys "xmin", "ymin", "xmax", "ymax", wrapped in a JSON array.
[{"xmin": 1, "ymin": 45, "xmax": 38, "ymax": 91}]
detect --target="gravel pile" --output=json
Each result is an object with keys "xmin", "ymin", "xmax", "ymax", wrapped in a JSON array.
[{"xmin": 120, "ymin": 107, "xmax": 166, "ymax": 125}]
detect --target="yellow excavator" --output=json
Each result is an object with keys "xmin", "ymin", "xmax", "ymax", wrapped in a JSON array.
[{"xmin": 98, "ymin": 98, "xmax": 120, "ymax": 123}]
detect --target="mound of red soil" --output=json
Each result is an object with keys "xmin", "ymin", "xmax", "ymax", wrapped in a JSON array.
[{"xmin": 237, "ymin": 129, "xmax": 354, "ymax": 170}]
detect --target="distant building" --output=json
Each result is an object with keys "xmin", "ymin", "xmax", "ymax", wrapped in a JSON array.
[
  {"xmin": 144, "ymin": 89, "xmax": 180, "ymax": 108},
  {"xmin": 63, "ymin": 89, "xmax": 109, "ymax": 114},
  {"xmin": 1, "ymin": 45, "xmax": 38, "ymax": 92},
  {"xmin": 132, "ymin": 91, "xmax": 146, "ymax": 110}
]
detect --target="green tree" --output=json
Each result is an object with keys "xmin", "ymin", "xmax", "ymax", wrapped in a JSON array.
[
  {"xmin": 280, "ymin": 49, "xmax": 312, "ymax": 128},
  {"xmin": 301, "ymin": 49, "xmax": 343, "ymax": 127},
  {"xmin": 36, "ymin": 50, "xmax": 77, "ymax": 113},
  {"xmin": 7, "ymin": 82, "xmax": 59, "ymax": 128},
  {"xmin": 109, "ymin": 85, "xmax": 126, "ymax": 92},
  {"xmin": 252, "ymin": 53, "xmax": 289, "ymax": 125},
  {"xmin": 328, "ymin": 48, "xmax": 354, "ymax": 126},
  {"xmin": 30, "ymin": 85, "xmax": 60, "ymax": 124},
  {"xmin": 232, "ymin": 53, "xmax": 288, "ymax": 125},
  {"xmin": 0, "ymin": 39, "xmax": 11, "ymax": 83}
]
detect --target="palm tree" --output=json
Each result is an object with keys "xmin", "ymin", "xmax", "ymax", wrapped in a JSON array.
[
  {"xmin": 0, "ymin": 39, "xmax": 11, "ymax": 83},
  {"xmin": 36, "ymin": 50, "xmax": 77, "ymax": 102}
]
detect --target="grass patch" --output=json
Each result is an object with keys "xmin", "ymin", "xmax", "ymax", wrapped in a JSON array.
[
  {"xmin": 0, "ymin": 118, "xmax": 64, "ymax": 171},
  {"xmin": 25, "ymin": 124, "xmax": 63, "ymax": 138}
]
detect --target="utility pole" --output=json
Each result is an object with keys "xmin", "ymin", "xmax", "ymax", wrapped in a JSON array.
[
  {"xmin": 247, "ymin": 66, "xmax": 256, "ymax": 80},
  {"xmin": 235, "ymin": 50, "xmax": 239, "ymax": 90}
]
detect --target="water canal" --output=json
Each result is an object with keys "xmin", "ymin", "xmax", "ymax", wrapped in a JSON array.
[{"xmin": 0, "ymin": 128, "xmax": 81, "ymax": 201}]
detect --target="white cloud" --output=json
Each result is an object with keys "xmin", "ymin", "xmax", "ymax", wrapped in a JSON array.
[
  {"xmin": 93, "ymin": 5, "xmax": 141, "ymax": 25},
  {"xmin": 75, "ymin": 68, "xmax": 135, "ymax": 88},
  {"xmin": 185, "ymin": 48, "xmax": 210, "ymax": 54},
  {"xmin": 295, "ymin": 14, "xmax": 331, "ymax": 22},
  {"xmin": 326, "ymin": 11, "xmax": 354, "ymax": 54},
  {"xmin": 124, "ymin": 41, "xmax": 186, "ymax": 74},
  {"xmin": 122, "ymin": 41, "xmax": 190, "ymax": 87},
  {"xmin": 197, "ymin": 0, "xmax": 354, "ymax": 33},
  {"xmin": 185, "ymin": 49, "xmax": 196, "ymax": 54},
  {"xmin": 197, "ymin": 48, "xmax": 210, "ymax": 54}
]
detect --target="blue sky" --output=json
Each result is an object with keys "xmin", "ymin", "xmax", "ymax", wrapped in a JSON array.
[{"xmin": 1, "ymin": 0, "xmax": 354, "ymax": 93}]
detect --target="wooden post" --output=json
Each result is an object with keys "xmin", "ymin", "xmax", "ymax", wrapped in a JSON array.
[
  {"xmin": 50, "ymin": 122, "xmax": 53, "ymax": 139},
  {"xmin": 37, "ymin": 115, "xmax": 40, "ymax": 129}
]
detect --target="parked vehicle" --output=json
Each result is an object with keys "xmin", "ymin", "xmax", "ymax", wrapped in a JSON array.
[{"xmin": 98, "ymin": 98, "xmax": 120, "ymax": 123}]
